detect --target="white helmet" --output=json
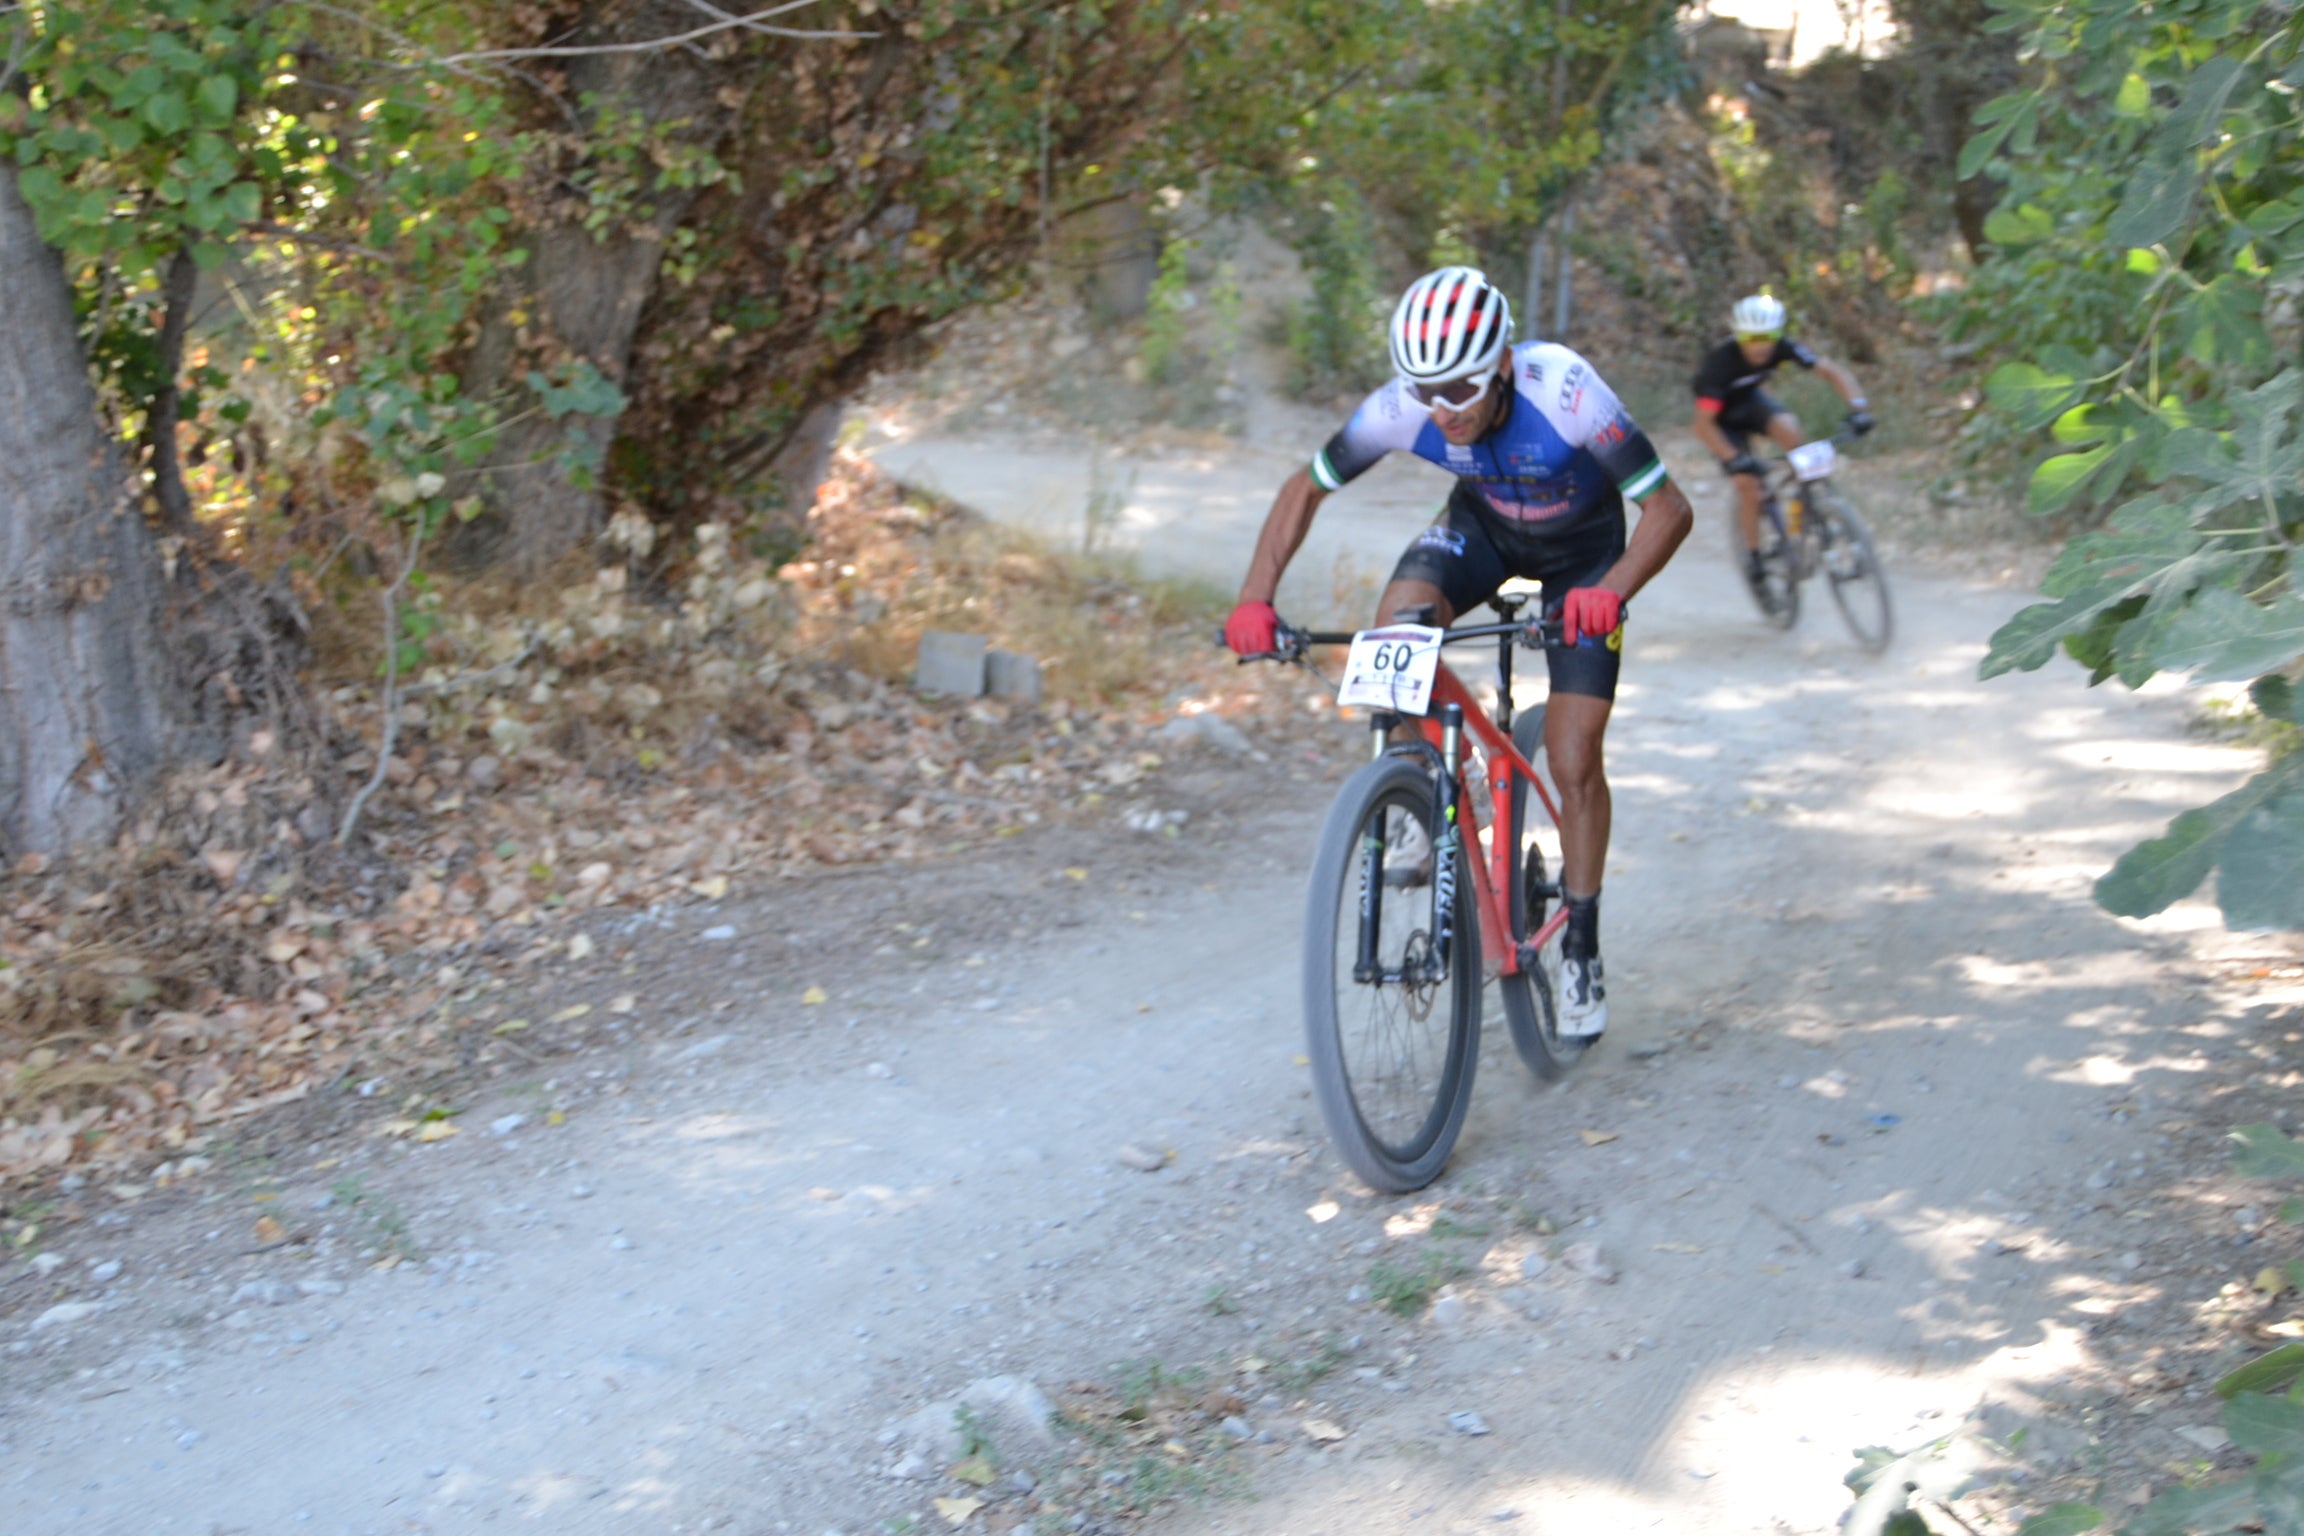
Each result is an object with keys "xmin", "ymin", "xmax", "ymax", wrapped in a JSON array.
[
  {"xmin": 1388, "ymin": 267, "xmax": 1513, "ymax": 384},
  {"xmin": 1731, "ymin": 293, "xmax": 1786, "ymax": 336}
]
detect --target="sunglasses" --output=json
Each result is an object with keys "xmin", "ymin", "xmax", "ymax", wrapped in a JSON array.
[
  {"xmin": 1735, "ymin": 331, "xmax": 1783, "ymax": 345},
  {"xmin": 1409, "ymin": 369, "xmax": 1499, "ymax": 412}
]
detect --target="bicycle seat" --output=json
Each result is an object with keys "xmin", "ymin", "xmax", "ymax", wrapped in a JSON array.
[
  {"xmin": 1387, "ymin": 603, "xmax": 1440, "ymax": 627},
  {"xmin": 1487, "ymin": 591, "xmax": 1532, "ymax": 621}
]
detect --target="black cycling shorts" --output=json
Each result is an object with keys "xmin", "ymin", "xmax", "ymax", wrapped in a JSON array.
[
  {"xmin": 1714, "ymin": 389, "xmax": 1789, "ymax": 453},
  {"xmin": 1385, "ymin": 488, "xmax": 1626, "ymax": 701}
]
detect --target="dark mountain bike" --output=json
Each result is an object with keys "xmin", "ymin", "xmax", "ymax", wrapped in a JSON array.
[{"xmin": 1738, "ymin": 428, "xmax": 1893, "ymax": 653}]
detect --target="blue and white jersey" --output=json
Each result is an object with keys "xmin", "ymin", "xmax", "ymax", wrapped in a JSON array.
[{"xmin": 1308, "ymin": 341, "xmax": 1667, "ymax": 539}]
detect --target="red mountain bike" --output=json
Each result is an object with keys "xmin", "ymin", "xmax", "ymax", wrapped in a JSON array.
[{"xmin": 1244, "ymin": 592, "xmax": 1587, "ymax": 1192}]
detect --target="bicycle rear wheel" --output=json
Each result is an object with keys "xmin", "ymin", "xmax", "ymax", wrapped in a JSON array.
[
  {"xmin": 1498, "ymin": 707, "xmax": 1586, "ymax": 1082},
  {"xmin": 1302, "ymin": 752, "xmax": 1481, "ymax": 1193},
  {"xmin": 1811, "ymin": 484, "xmax": 1893, "ymax": 652}
]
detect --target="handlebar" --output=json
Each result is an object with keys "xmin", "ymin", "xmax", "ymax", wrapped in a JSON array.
[{"xmin": 1215, "ymin": 611, "xmax": 1580, "ymax": 665}]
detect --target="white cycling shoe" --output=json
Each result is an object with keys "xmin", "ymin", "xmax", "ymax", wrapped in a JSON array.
[
  {"xmin": 1382, "ymin": 816, "xmax": 1434, "ymax": 889},
  {"xmin": 1561, "ymin": 954, "xmax": 1608, "ymax": 1038}
]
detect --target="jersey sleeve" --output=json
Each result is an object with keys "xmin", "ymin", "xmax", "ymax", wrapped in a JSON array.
[
  {"xmin": 1690, "ymin": 342, "xmax": 1738, "ymax": 412},
  {"xmin": 1309, "ymin": 380, "xmax": 1422, "ymax": 492},
  {"xmin": 1531, "ymin": 345, "xmax": 1669, "ymax": 501},
  {"xmin": 1781, "ymin": 339, "xmax": 1820, "ymax": 370}
]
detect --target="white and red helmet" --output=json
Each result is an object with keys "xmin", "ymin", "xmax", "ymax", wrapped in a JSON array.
[{"xmin": 1388, "ymin": 267, "xmax": 1513, "ymax": 385}]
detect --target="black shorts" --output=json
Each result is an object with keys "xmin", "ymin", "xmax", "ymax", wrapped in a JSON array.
[
  {"xmin": 1385, "ymin": 489, "xmax": 1626, "ymax": 701},
  {"xmin": 1714, "ymin": 390, "xmax": 1788, "ymax": 453}
]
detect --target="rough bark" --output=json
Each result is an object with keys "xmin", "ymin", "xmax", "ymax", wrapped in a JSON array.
[
  {"xmin": 0, "ymin": 162, "xmax": 178, "ymax": 856},
  {"xmin": 457, "ymin": 7, "xmax": 735, "ymax": 577}
]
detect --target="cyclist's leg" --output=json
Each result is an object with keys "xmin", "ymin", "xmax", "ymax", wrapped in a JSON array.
[
  {"xmin": 1374, "ymin": 493, "xmax": 1508, "ymax": 630},
  {"xmin": 1716, "ymin": 395, "xmax": 1774, "ymax": 553},
  {"xmin": 1762, "ymin": 405, "xmax": 1806, "ymax": 454}
]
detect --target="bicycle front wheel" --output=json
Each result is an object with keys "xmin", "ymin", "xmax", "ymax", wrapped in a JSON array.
[
  {"xmin": 1499, "ymin": 707, "xmax": 1585, "ymax": 1082},
  {"xmin": 1302, "ymin": 752, "xmax": 1481, "ymax": 1194},
  {"xmin": 1737, "ymin": 499, "xmax": 1800, "ymax": 630},
  {"xmin": 1812, "ymin": 484, "xmax": 1893, "ymax": 652}
]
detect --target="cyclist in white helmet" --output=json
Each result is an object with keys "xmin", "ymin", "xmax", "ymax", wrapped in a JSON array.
[
  {"xmin": 1224, "ymin": 266, "xmax": 1695, "ymax": 1040},
  {"xmin": 1690, "ymin": 293, "xmax": 1875, "ymax": 609}
]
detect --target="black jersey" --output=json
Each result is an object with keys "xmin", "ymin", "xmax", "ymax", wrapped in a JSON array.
[{"xmin": 1691, "ymin": 337, "xmax": 1819, "ymax": 413}]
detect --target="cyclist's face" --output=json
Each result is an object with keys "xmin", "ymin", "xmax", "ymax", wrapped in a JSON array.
[
  {"xmin": 1431, "ymin": 362, "xmax": 1506, "ymax": 443},
  {"xmin": 1737, "ymin": 333, "xmax": 1781, "ymax": 366}
]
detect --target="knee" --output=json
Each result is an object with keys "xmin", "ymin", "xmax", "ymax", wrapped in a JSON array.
[{"xmin": 1549, "ymin": 737, "xmax": 1606, "ymax": 797}]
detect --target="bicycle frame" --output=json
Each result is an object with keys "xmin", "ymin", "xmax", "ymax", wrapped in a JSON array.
[{"xmin": 1412, "ymin": 663, "xmax": 1569, "ymax": 980}]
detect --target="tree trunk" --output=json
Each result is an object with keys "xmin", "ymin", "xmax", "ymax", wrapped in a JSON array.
[
  {"xmin": 0, "ymin": 163, "xmax": 177, "ymax": 856},
  {"xmin": 456, "ymin": 14, "xmax": 734, "ymax": 577}
]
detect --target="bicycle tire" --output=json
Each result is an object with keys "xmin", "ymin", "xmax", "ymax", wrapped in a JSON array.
[
  {"xmin": 1811, "ymin": 484, "xmax": 1893, "ymax": 652},
  {"xmin": 1498, "ymin": 707, "xmax": 1586, "ymax": 1082},
  {"xmin": 1734, "ymin": 496, "xmax": 1800, "ymax": 629},
  {"xmin": 1302, "ymin": 752, "xmax": 1481, "ymax": 1193}
]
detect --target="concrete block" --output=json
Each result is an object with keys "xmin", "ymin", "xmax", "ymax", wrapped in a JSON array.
[
  {"xmin": 915, "ymin": 631, "xmax": 986, "ymax": 697},
  {"xmin": 986, "ymin": 649, "xmax": 1043, "ymax": 706}
]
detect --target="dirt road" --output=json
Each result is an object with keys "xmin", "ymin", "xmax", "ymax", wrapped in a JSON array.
[{"xmin": 0, "ymin": 430, "xmax": 2271, "ymax": 1535}]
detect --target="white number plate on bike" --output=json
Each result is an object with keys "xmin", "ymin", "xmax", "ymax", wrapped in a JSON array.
[
  {"xmin": 1787, "ymin": 440, "xmax": 1838, "ymax": 481},
  {"xmin": 1335, "ymin": 625, "xmax": 1444, "ymax": 714}
]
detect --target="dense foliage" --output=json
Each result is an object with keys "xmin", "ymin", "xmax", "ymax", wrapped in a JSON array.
[{"xmin": 1954, "ymin": 0, "xmax": 2304, "ymax": 930}]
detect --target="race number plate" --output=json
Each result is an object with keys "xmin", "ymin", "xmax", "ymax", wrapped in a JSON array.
[
  {"xmin": 1336, "ymin": 625, "xmax": 1444, "ymax": 714},
  {"xmin": 1787, "ymin": 440, "xmax": 1838, "ymax": 481}
]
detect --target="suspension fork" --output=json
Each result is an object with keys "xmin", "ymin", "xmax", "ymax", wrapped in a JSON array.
[{"xmin": 1428, "ymin": 702, "xmax": 1464, "ymax": 980}]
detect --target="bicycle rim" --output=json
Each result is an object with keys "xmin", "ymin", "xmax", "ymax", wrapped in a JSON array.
[
  {"xmin": 1302, "ymin": 755, "xmax": 1480, "ymax": 1193},
  {"xmin": 1815, "ymin": 488, "xmax": 1893, "ymax": 652},
  {"xmin": 1500, "ymin": 708, "xmax": 1584, "ymax": 1081}
]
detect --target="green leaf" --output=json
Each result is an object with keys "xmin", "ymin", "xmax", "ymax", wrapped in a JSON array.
[
  {"xmin": 2255, "ymin": 675, "xmax": 2303, "ymax": 727},
  {"xmin": 2154, "ymin": 590, "xmax": 2304, "ymax": 682},
  {"xmin": 2218, "ymin": 783, "xmax": 2304, "ymax": 931},
  {"xmin": 1984, "ymin": 203, "xmax": 2056, "ymax": 247},
  {"xmin": 2053, "ymin": 405, "xmax": 2114, "ymax": 446},
  {"xmin": 2114, "ymin": 72, "xmax": 2151, "ymax": 117},
  {"xmin": 2224, "ymin": 1389, "xmax": 2304, "ymax": 1456},
  {"xmin": 2230, "ymin": 1344, "xmax": 2304, "ymax": 1409},
  {"xmin": 2233, "ymin": 1124, "xmax": 2304, "ymax": 1181},
  {"xmin": 2029, "ymin": 443, "xmax": 2121, "ymax": 514},
  {"xmin": 195, "ymin": 75, "xmax": 238, "ymax": 124},
  {"xmin": 2107, "ymin": 158, "xmax": 2202, "ymax": 250},
  {"xmin": 2127, "ymin": 1477, "xmax": 2261, "ymax": 1536},
  {"xmin": 2279, "ymin": 1196, "xmax": 2304, "ymax": 1224},
  {"xmin": 222, "ymin": 181, "xmax": 261, "ymax": 226},
  {"xmin": 1986, "ymin": 362, "xmax": 2086, "ymax": 430},
  {"xmin": 2016, "ymin": 1505, "xmax": 2103, "ymax": 1536},
  {"xmin": 2165, "ymin": 54, "xmax": 2248, "ymax": 149},
  {"xmin": 141, "ymin": 90, "xmax": 190, "ymax": 135},
  {"xmin": 2096, "ymin": 758, "xmax": 2304, "ymax": 917}
]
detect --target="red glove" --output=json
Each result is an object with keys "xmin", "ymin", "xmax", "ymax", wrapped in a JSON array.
[
  {"xmin": 1560, "ymin": 587, "xmax": 1622, "ymax": 647},
  {"xmin": 1224, "ymin": 600, "xmax": 1279, "ymax": 656}
]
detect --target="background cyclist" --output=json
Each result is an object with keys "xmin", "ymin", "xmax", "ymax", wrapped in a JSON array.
[
  {"xmin": 1222, "ymin": 267, "xmax": 1694, "ymax": 1041},
  {"xmin": 1688, "ymin": 293, "xmax": 1875, "ymax": 603}
]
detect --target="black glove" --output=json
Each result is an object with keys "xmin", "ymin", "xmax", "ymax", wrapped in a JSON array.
[
  {"xmin": 1721, "ymin": 453, "xmax": 1764, "ymax": 478},
  {"xmin": 1846, "ymin": 410, "xmax": 1876, "ymax": 438}
]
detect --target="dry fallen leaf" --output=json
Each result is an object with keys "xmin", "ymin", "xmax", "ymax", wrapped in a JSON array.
[
  {"xmin": 950, "ymin": 1455, "xmax": 996, "ymax": 1486},
  {"xmin": 565, "ymin": 933, "xmax": 596, "ymax": 962},
  {"xmin": 1302, "ymin": 1418, "xmax": 1348, "ymax": 1444},
  {"xmin": 253, "ymin": 1215, "xmax": 286, "ymax": 1245},
  {"xmin": 491, "ymin": 1018, "xmax": 531, "ymax": 1035},
  {"xmin": 551, "ymin": 1004, "xmax": 592, "ymax": 1023},
  {"xmin": 417, "ymin": 1121, "xmax": 459, "ymax": 1143},
  {"xmin": 608, "ymin": 993, "xmax": 638, "ymax": 1014},
  {"xmin": 802, "ymin": 986, "xmax": 828, "ymax": 1005},
  {"xmin": 1652, "ymin": 1241, "xmax": 1705, "ymax": 1255},
  {"xmin": 1062, "ymin": 867, "xmax": 1088, "ymax": 881},
  {"xmin": 1579, "ymin": 1129, "xmax": 1620, "ymax": 1147},
  {"xmin": 932, "ymin": 1496, "xmax": 982, "ymax": 1526},
  {"xmin": 692, "ymin": 876, "xmax": 730, "ymax": 900}
]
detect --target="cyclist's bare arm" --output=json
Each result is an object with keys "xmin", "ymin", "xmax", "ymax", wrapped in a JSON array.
[
  {"xmin": 1596, "ymin": 481, "xmax": 1695, "ymax": 599},
  {"xmin": 1238, "ymin": 467, "xmax": 1328, "ymax": 605},
  {"xmin": 1814, "ymin": 356, "xmax": 1865, "ymax": 409},
  {"xmin": 1688, "ymin": 402, "xmax": 1738, "ymax": 463}
]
